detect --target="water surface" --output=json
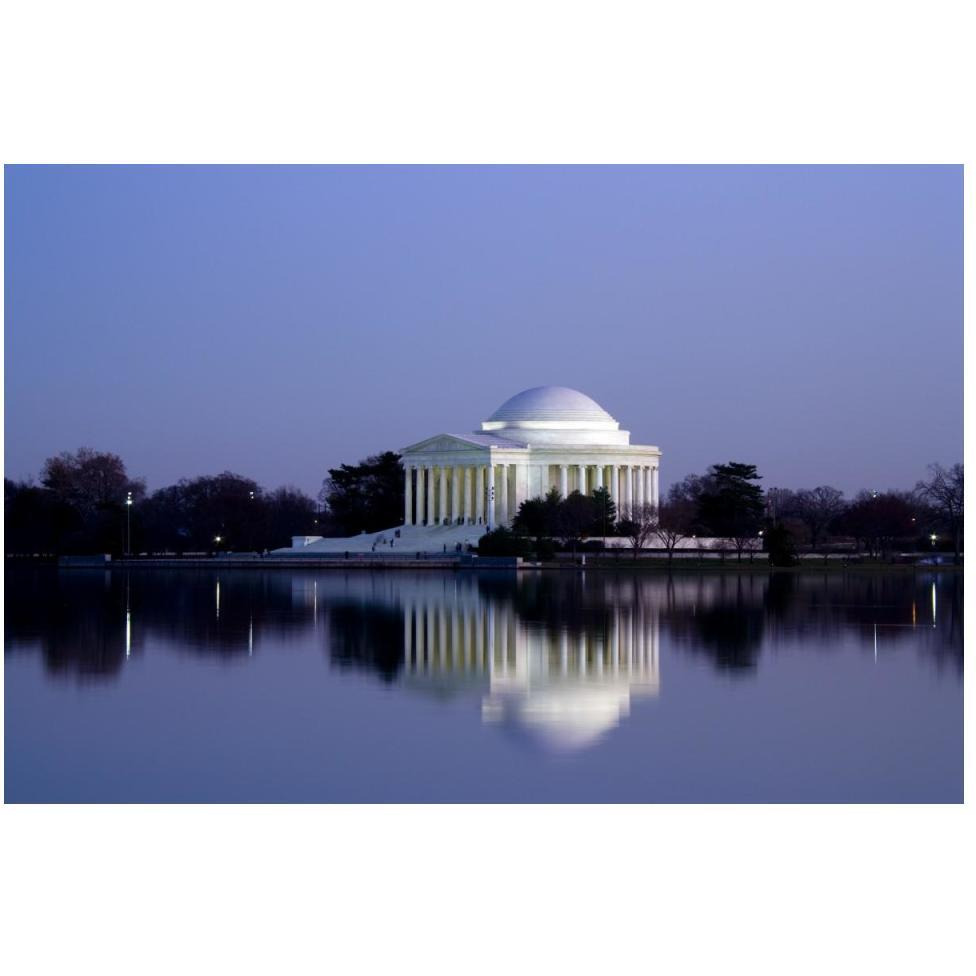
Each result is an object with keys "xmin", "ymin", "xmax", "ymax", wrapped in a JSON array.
[{"xmin": 4, "ymin": 567, "xmax": 963, "ymax": 802}]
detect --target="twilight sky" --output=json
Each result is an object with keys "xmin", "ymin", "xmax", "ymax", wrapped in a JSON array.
[{"xmin": 4, "ymin": 165, "xmax": 962, "ymax": 499}]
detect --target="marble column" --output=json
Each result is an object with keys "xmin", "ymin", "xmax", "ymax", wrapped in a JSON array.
[
  {"xmin": 577, "ymin": 464, "xmax": 586, "ymax": 495},
  {"xmin": 595, "ymin": 465, "xmax": 604, "ymax": 490},
  {"xmin": 438, "ymin": 467, "xmax": 448, "ymax": 525},
  {"xmin": 497, "ymin": 465, "xmax": 508, "ymax": 525},
  {"xmin": 611, "ymin": 465, "xmax": 620, "ymax": 507},
  {"xmin": 487, "ymin": 464, "xmax": 496, "ymax": 529},
  {"xmin": 404, "ymin": 465, "xmax": 413, "ymax": 525},
  {"xmin": 426, "ymin": 466, "xmax": 435, "ymax": 525},
  {"xmin": 416, "ymin": 466, "xmax": 426, "ymax": 524},
  {"xmin": 475, "ymin": 466, "xmax": 485, "ymax": 524},
  {"xmin": 463, "ymin": 467, "xmax": 473, "ymax": 523},
  {"xmin": 642, "ymin": 467, "xmax": 651, "ymax": 510},
  {"xmin": 452, "ymin": 466, "xmax": 461, "ymax": 523},
  {"xmin": 559, "ymin": 464, "xmax": 568, "ymax": 498},
  {"xmin": 652, "ymin": 465, "xmax": 659, "ymax": 508},
  {"xmin": 634, "ymin": 466, "xmax": 644, "ymax": 508}
]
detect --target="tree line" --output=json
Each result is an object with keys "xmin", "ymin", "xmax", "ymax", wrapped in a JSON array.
[
  {"xmin": 482, "ymin": 460, "xmax": 963, "ymax": 564},
  {"xmin": 4, "ymin": 446, "xmax": 963, "ymax": 563}
]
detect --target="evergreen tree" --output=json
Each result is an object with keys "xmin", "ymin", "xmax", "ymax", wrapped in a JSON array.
[
  {"xmin": 590, "ymin": 486, "xmax": 616, "ymax": 537},
  {"xmin": 698, "ymin": 462, "xmax": 764, "ymax": 559}
]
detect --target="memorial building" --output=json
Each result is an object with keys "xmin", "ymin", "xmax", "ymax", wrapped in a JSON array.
[{"xmin": 400, "ymin": 385, "xmax": 661, "ymax": 530}]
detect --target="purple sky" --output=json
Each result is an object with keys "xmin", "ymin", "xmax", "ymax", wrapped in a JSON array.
[{"xmin": 4, "ymin": 165, "xmax": 962, "ymax": 499}]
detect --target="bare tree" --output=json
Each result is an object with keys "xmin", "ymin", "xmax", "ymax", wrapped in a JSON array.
[
  {"xmin": 835, "ymin": 491, "xmax": 915, "ymax": 560},
  {"xmin": 652, "ymin": 498, "xmax": 696, "ymax": 564},
  {"xmin": 728, "ymin": 533, "xmax": 761, "ymax": 562},
  {"xmin": 793, "ymin": 485, "xmax": 846, "ymax": 552},
  {"xmin": 41, "ymin": 447, "xmax": 145, "ymax": 515},
  {"xmin": 618, "ymin": 501, "xmax": 657, "ymax": 560},
  {"xmin": 916, "ymin": 463, "xmax": 963, "ymax": 563}
]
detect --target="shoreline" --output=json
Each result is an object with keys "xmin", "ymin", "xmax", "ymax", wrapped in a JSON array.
[{"xmin": 7, "ymin": 555, "xmax": 963, "ymax": 574}]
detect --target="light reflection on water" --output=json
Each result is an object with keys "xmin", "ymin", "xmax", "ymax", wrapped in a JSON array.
[{"xmin": 3, "ymin": 567, "xmax": 963, "ymax": 802}]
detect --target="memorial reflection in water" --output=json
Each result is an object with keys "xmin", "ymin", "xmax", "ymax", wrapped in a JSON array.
[{"xmin": 399, "ymin": 577, "xmax": 660, "ymax": 750}]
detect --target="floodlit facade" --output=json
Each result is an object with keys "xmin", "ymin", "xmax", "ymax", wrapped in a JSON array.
[{"xmin": 400, "ymin": 386, "xmax": 661, "ymax": 530}]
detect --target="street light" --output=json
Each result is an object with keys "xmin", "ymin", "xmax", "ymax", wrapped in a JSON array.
[
  {"xmin": 930, "ymin": 533, "xmax": 937, "ymax": 548},
  {"xmin": 125, "ymin": 491, "xmax": 133, "ymax": 556}
]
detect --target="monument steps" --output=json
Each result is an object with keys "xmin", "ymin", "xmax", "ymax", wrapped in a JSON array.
[{"xmin": 274, "ymin": 521, "xmax": 489, "ymax": 555}]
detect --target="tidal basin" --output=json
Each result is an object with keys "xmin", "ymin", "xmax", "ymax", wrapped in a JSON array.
[{"xmin": 4, "ymin": 567, "xmax": 962, "ymax": 803}]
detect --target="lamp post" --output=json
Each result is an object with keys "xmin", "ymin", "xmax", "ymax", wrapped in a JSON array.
[{"xmin": 125, "ymin": 491, "xmax": 132, "ymax": 556}]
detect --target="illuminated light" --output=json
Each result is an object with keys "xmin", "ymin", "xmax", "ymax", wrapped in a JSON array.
[{"xmin": 125, "ymin": 610, "xmax": 131, "ymax": 658}]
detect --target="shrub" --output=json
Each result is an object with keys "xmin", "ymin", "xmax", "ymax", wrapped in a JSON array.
[{"xmin": 477, "ymin": 527, "xmax": 533, "ymax": 557}]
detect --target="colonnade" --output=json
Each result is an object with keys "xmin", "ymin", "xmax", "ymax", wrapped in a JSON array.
[
  {"xmin": 590, "ymin": 463, "xmax": 659, "ymax": 516},
  {"xmin": 403, "ymin": 460, "xmax": 659, "ymax": 527},
  {"xmin": 404, "ymin": 463, "xmax": 504, "ymax": 527}
]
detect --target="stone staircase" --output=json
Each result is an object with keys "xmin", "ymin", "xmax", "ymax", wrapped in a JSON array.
[{"xmin": 273, "ymin": 521, "xmax": 490, "ymax": 556}]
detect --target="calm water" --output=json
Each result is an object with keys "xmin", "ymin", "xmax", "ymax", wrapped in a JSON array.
[{"xmin": 4, "ymin": 566, "xmax": 963, "ymax": 803}]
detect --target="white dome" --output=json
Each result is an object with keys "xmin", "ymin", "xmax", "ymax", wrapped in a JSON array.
[
  {"xmin": 480, "ymin": 386, "xmax": 630, "ymax": 447},
  {"xmin": 487, "ymin": 386, "xmax": 615, "ymax": 425}
]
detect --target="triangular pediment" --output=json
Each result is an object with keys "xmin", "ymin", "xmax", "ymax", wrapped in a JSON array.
[{"xmin": 401, "ymin": 433, "xmax": 489, "ymax": 454}]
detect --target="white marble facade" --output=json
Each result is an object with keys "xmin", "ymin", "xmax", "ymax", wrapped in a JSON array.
[{"xmin": 400, "ymin": 386, "xmax": 661, "ymax": 530}]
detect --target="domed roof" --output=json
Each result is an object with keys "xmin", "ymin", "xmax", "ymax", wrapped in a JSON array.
[{"xmin": 487, "ymin": 386, "xmax": 615, "ymax": 425}]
